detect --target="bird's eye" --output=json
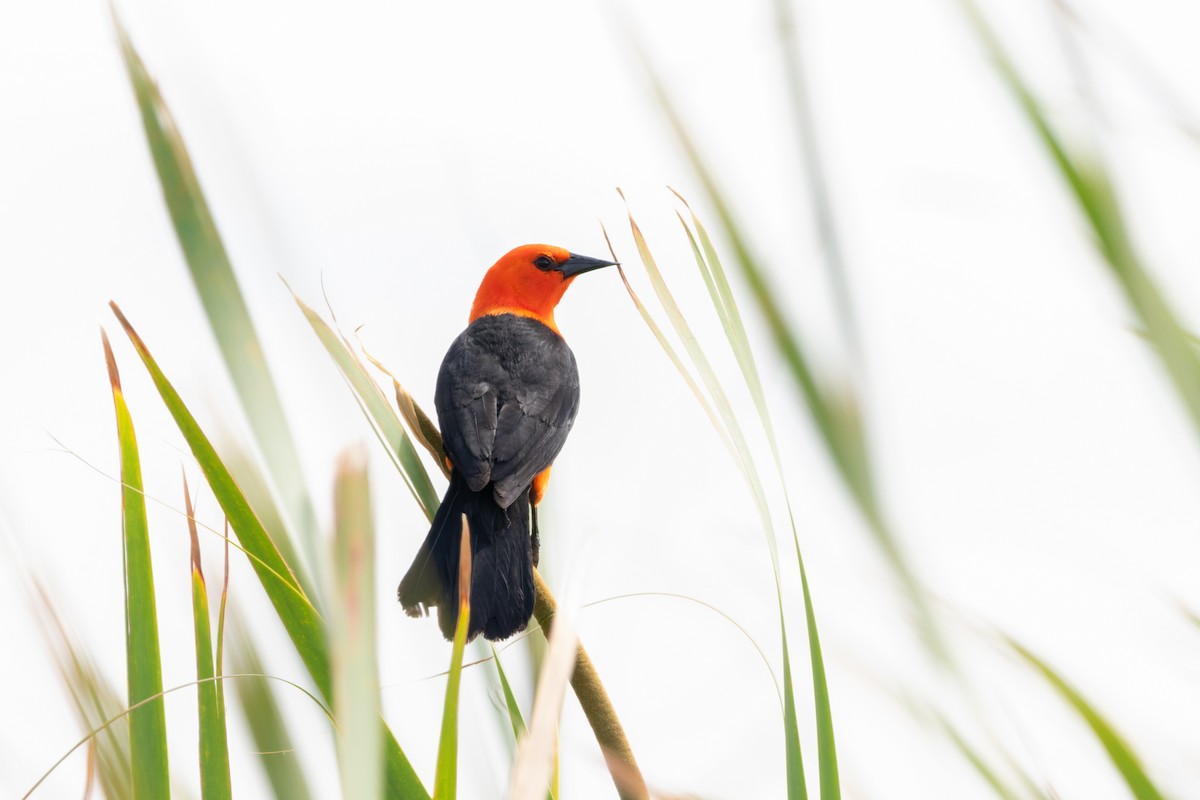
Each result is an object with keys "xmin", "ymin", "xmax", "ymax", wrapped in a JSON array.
[{"xmin": 534, "ymin": 255, "xmax": 555, "ymax": 271}]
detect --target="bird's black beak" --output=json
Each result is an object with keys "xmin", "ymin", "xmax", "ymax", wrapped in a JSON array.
[{"xmin": 559, "ymin": 253, "xmax": 619, "ymax": 278}]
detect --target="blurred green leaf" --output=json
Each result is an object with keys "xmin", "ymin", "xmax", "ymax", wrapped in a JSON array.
[
  {"xmin": 229, "ymin": 623, "xmax": 315, "ymax": 800},
  {"xmin": 33, "ymin": 584, "xmax": 133, "ymax": 800},
  {"xmin": 109, "ymin": 303, "xmax": 429, "ymax": 800},
  {"xmin": 434, "ymin": 520, "xmax": 473, "ymax": 800},
  {"xmin": 963, "ymin": 0, "xmax": 1200, "ymax": 442},
  {"xmin": 114, "ymin": 12, "xmax": 322, "ymax": 598},
  {"xmin": 331, "ymin": 446, "xmax": 383, "ymax": 800},
  {"xmin": 184, "ymin": 479, "xmax": 232, "ymax": 800},
  {"xmin": 102, "ymin": 331, "xmax": 170, "ymax": 799},
  {"xmin": 771, "ymin": 0, "xmax": 860, "ymax": 361},
  {"xmin": 935, "ymin": 715, "xmax": 1024, "ymax": 800},
  {"xmin": 1010, "ymin": 639, "xmax": 1165, "ymax": 800},
  {"xmin": 289, "ymin": 288, "xmax": 440, "ymax": 521}
]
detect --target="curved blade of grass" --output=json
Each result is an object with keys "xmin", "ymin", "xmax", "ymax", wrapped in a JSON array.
[
  {"xmin": 288, "ymin": 287, "xmax": 439, "ymax": 521},
  {"xmin": 934, "ymin": 715, "xmax": 1024, "ymax": 800},
  {"xmin": 32, "ymin": 582, "xmax": 133, "ymax": 800},
  {"xmin": 184, "ymin": 477, "xmax": 232, "ymax": 800},
  {"xmin": 434, "ymin": 519, "xmax": 472, "ymax": 800},
  {"xmin": 332, "ymin": 446, "xmax": 382, "ymax": 800},
  {"xmin": 631, "ymin": 40, "xmax": 943, "ymax": 661},
  {"xmin": 229, "ymin": 622, "xmax": 314, "ymax": 800},
  {"xmin": 1009, "ymin": 639, "xmax": 1164, "ymax": 800},
  {"xmin": 114, "ymin": 13, "xmax": 322, "ymax": 596},
  {"xmin": 492, "ymin": 644, "xmax": 527, "ymax": 743},
  {"xmin": 109, "ymin": 303, "xmax": 429, "ymax": 800},
  {"xmin": 490, "ymin": 646, "xmax": 558, "ymax": 800},
  {"xmin": 599, "ymin": 224, "xmax": 737, "ymax": 465},
  {"xmin": 102, "ymin": 331, "xmax": 170, "ymax": 799},
  {"xmin": 674, "ymin": 197, "xmax": 840, "ymax": 797},
  {"xmin": 962, "ymin": 0, "xmax": 1200, "ymax": 441},
  {"xmin": 620, "ymin": 203, "xmax": 807, "ymax": 797}
]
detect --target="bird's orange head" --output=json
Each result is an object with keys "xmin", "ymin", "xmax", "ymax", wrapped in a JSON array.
[{"xmin": 469, "ymin": 244, "xmax": 618, "ymax": 333}]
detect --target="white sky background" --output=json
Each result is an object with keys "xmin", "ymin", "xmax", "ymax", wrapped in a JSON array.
[{"xmin": 3, "ymin": 0, "xmax": 1200, "ymax": 797}]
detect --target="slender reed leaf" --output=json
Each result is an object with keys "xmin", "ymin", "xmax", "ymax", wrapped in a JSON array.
[
  {"xmin": 183, "ymin": 478, "xmax": 232, "ymax": 800},
  {"xmin": 113, "ymin": 13, "xmax": 321, "ymax": 595},
  {"xmin": 632, "ymin": 42, "xmax": 942, "ymax": 658},
  {"xmin": 288, "ymin": 287, "xmax": 440, "ymax": 520},
  {"xmin": 675, "ymin": 197, "xmax": 840, "ymax": 797},
  {"xmin": 102, "ymin": 331, "xmax": 169, "ymax": 799},
  {"xmin": 935, "ymin": 715, "xmax": 1024, "ymax": 800},
  {"xmin": 962, "ymin": 0, "xmax": 1200, "ymax": 441},
  {"xmin": 492, "ymin": 644, "xmax": 528, "ymax": 743},
  {"xmin": 332, "ymin": 446, "xmax": 383, "ymax": 800},
  {"xmin": 229, "ymin": 624, "xmax": 314, "ymax": 800},
  {"xmin": 434, "ymin": 520, "xmax": 473, "ymax": 800},
  {"xmin": 108, "ymin": 303, "xmax": 429, "ymax": 800},
  {"xmin": 1010, "ymin": 639, "xmax": 1165, "ymax": 800},
  {"xmin": 620, "ymin": 204, "xmax": 808, "ymax": 796}
]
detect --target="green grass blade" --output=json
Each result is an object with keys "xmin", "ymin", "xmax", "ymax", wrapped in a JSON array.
[
  {"xmin": 962, "ymin": 0, "xmax": 1200, "ymax": 441},
  {"xmin": 492, "ymin": 645, "xmax": 527, "ymax": 742},
  {"xmin": 1010, "ymin": 639, "xmax": 1165, "ymax": 800},
  {"xmin": 332, "ymin": 446, "xmax": 383, "ymax": 800},
  {"xmin": 109, "ymin": 303, "xmax": 429, "ymax": 800},
  {"xmin": 434, "ymin": 520, "xmax": 473, "ymax": 800},
  {"xmin": 113, "ymin": 13, "xmax": 322, "ymax": 595},
  {"xmin": 289, "ymin": 288, "xmax": 440, "ymax": 521},
  {"xmin": 184, "ymin": 479, "xmax": 232, "ymax": 800},
  {"xmin": 935, "ymin": 715, "xmax": 1024, "ymax": 800},
  {"xmin": 228, "ymin": 624, "xmax": 315, "ymax": 800},
  {"xmin": 102, "ymin": 331, "xmax": 170, "ymax": 799},
  {"xmin": 621, "ymin": 207, "xmax": 807, "ymax": 797},
  {"xmin": 641, "ymin": 66, "xmax": 941, "ymax": 646},
  {"xmin": 779, "ymin": 627, "xmax": 807, "ymax": 800},
  {"xmin": 675, "ymin": 198, "xmax": 840, "ymax": 797}
]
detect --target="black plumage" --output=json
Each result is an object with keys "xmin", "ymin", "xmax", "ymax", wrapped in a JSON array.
[{"xmin": 398, "ymin": 313, "xmax": 580, "ymax": 641}]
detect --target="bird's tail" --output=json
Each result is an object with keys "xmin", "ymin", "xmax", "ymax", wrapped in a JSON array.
[{"xmin": 397, "ymin": 472, "xmax": 535, "ymax": 641}]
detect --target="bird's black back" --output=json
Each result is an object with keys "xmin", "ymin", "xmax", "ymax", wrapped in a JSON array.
[{"xmin": 434, "ymin": 313, "xmax": 580, "ymax": 508}]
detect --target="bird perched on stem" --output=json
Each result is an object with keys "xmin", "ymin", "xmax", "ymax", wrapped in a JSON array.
[{"xmin": 398, "ymin": 244, "xmax": 617, "ymax": 641}]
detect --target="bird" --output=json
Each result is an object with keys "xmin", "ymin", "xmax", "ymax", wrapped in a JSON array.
[{"xmin": 398, "ymin": 244, "xmax": 617, "ymax": 641}]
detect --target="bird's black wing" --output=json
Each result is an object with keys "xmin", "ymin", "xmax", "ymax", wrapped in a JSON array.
[{"xmin": 435, "ymin": 315, "xmax": 579, "ymax": 507}]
